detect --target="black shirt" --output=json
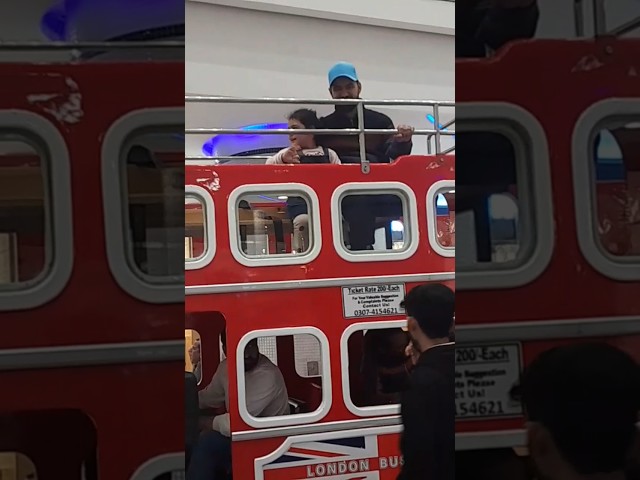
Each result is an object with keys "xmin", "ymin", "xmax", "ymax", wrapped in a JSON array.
[
  {"xmin": 456, "ymin": 1, "xmax": 539, "ymax": 58},
  {"xmin": 318, "ymin": 106, "xmax": 412, "ymax": 164},
  {"xmin": 398, "ymin": 343, "xmax": 455, "ymax": 480}
]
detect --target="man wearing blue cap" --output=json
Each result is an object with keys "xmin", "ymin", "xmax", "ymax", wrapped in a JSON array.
[{"xmin": 319, "ymin": 62, "xmax": 414, "ymax": 164}]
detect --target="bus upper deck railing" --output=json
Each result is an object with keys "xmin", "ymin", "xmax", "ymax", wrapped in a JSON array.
[{"xmin": 185, "ymin": 95, "xmax": 455, "ymax": 173}]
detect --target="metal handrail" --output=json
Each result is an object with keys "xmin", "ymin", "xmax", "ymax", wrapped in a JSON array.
[
  {"xmin": 426, "ymin": 118, "xmax": 455, "ymax": 155},
  {"xmin": 185, "ymin": 128, "xmax": 451, "ymax": 135},
  {"xmin": 185, "ymin": 95, "xmax": 455, "ymax": 172},
  {"xmin": 0, "ymin": 41, "xmax": 185, "ymax": 50}
]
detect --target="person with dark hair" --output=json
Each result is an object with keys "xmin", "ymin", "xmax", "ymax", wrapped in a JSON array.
[
  {"xmin": 319, "ymin": 62, "xmax": 413, "ymax": 164},
  {"xmin": 515, "ymin": 343, "xmax": 640, "ymax": 480},
  {"xmin": 266, "ymin": 109, "xmax": 341, "ymax": 166},
  {"xmin": 187, "ymin": 332, "xmax": 289, "ymax": 480},
  {"xmin": 398, "ymin": 283, "xmax": 455, "ymax": 480},
  {"xmin": 266, "ymin": 108, "xmax": 341, "ymax": 252}
]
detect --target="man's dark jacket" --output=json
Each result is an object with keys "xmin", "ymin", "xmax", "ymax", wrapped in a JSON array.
[
  {"xmin": 398, "ymin": 343, "xmax": 455, "ymax": 480},
  {"xmin": 318, "ymin": 107, "xmax": 412, "ymax": 163}
]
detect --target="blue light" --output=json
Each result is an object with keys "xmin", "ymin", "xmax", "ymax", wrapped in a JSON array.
[
  {"xmin": 202, "ymin": 122, "xmax": 288, "ymax": 157},
  {"xmin": 426, "ymin": 114, "xmax": 454, "ymax": 140},
  {"xmin": 40, "ymin": 0, "xmax": 83, "ymax": 40}
]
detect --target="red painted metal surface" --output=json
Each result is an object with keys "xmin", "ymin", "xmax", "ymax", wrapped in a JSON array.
[
  {"xmin": 186, "ymin": 154, "xmax": 455, "ymax": 479},
  {"xmin": 0, "ymin": 62, "xmax": 183, "ymax": 479},
  {"xmin": 455, "ymin": 38, "xmax": 640, "ymax": 441}
]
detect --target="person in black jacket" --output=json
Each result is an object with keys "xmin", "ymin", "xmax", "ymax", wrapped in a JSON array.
[
  {"xmin": 319, "ymin": 62, "xmax": 412, "ymax": 250},
  {"xmin": 319, "ymin": 61, "xmax": 413, "ymax": 165},
  {"xmin": 398, "ymin": 283, "xmax": 455, "ymax": 480}
]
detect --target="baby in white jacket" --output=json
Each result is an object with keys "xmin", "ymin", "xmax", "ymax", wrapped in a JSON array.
[{"xmin": 266, "ymin": 109, "xmax": 342, "ymax": 252}]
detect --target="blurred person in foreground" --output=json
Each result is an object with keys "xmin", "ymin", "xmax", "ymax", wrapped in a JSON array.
[
  {"xmin": 515, "ymin": 343, "xmax": 640, "ymax": 480},
  {"xmin": 457, "ymin": 0, "xmax": 539, "ymax": 58},
  {"xmin": 398, "ymin": 283, "xmax": 455, "ymax": 480}
]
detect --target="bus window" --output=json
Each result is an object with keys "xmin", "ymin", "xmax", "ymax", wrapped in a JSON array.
[
  {"xmin": 334, "ymin": 183, "xmax": 418, "ymax": 262},
  {"xmin": 593, "ymin": 126, "xmax": 640, "ymax": 258},
  {"xmin": 0, "ymin": 136, "xmax": 46, "ymax": 287},
  {"xmin": 237, "ymin": 329, "xmax": 331, "ymax": 427},
  {"xmin": 124, "ymin": 130, "xmax": 184, "ymax": 280},
  {"xmin": 185, "ymin": 196, "xmax": 206, "ymax": 261},
  {"xmin": 185, "ymin": 329, "xmax": 202, "ymax": 384},
  {"xmin": 344, "ymin": 323, "xmax": 409, "ymax": 414},
  {"xmin": 235, "ymin": 192, "xmax": 314, "ymax": 256},
  {"xmin": 341, "ymin": 194, "xmax": 405, "ymax": 251},
  {"xmin": 0, "ymin": 452, "xmax": 37, "ymax": 479}
]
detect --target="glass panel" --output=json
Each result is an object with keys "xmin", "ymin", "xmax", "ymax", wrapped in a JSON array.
[
  {"xmin": 340, "ymin": 193, "xmax": 406, "ymax": 252},
  {"xmin": 456, "ymin": 131, "xmax": 523, "ymax": 266},
  {"xmin": 236, "ymin": 193, "xmax": 312, "ymax": 256},
  {"xmin": 241, "ymin": 334, "xmax": 325, "ymax": 416},
  {"xmin": 347, "ymin": 327, "xmax": 411, "ymax": 407},
  {"xmin": 0, "ymin": 135, "xmax": 46, "ymax": 288},
  {"xmin": 124, "ymin": 129, "xmax": 184, "ymax": 280}
]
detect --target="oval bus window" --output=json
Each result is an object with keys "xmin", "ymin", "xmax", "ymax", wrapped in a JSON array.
[
  {"xmin": 0, "ymin": 135, "xmax": 46, "ymax": 288},
  {"xmin": 455, "ymin": 128, "xmax": 532, "ymax": 269},
  {"xmin": 123, "ymin": 130, "xmax": 184, "ymax": 280},
  {"xmin": 235, "ymin": 193, "xmax": 314, "ymax": 256},
  {"xmin": 344, "ymin": 323, "xmax": 409, "ymax": 414},
  {"xmin": 237, "ymin": 329, "xmax": 331, "ymax": 428},
  {"xmin": 340, "ymin": 193, "xmax": 407, "ymax": 252}
]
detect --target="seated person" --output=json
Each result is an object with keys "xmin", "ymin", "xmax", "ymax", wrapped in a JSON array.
[
  {"xmin": 186, "ymin": 332, "xmax": 289, "ymax": 480},
  {"xmin": 267, "ymin": 109, "xmax": 341, "ymax": 252}
]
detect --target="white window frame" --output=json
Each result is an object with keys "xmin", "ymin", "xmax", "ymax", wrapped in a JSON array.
[
  {"xmin": 340, "ymin": 320, "xmax": 406, "ymax": 417},
  {"xmin": 129, "ymin": 453, "xmax": 184, "ymax": 480},
  {"xmin": 427, "ymin": 180, "xmax": 455, "ymax": 258},
  {"xmin": 572, "ymin": 98, "xmax": 640, "ymax": 281},
  {"xmin": 101, "ymin": 108, "xmax": 183, "ymax": 304},
  {"xmin": 185, "ymin": 185, "xmax": 216, "ymax": 270},
  {"xmin": 228, "ymin": 183, "xmax": 322, "ymax": 267},
  {"xmin": 455, "ymin": 103, "xmax": 555, "ymax": 290},
  {"xmin": 236, "ymin": 327, "xmax": 332, "ymax": 429},
  {"xmin": 331, "ymin": 182, "xmax": 419, "ymax": 263},
  {"xmin": 0, "ymin": 110, "xmax": 73, "ymax": 311}
]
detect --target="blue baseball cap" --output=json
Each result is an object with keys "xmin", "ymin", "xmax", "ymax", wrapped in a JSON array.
[{"xmin": 328, "ymin": 62, "xmax": 359, "ymax": 86}]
